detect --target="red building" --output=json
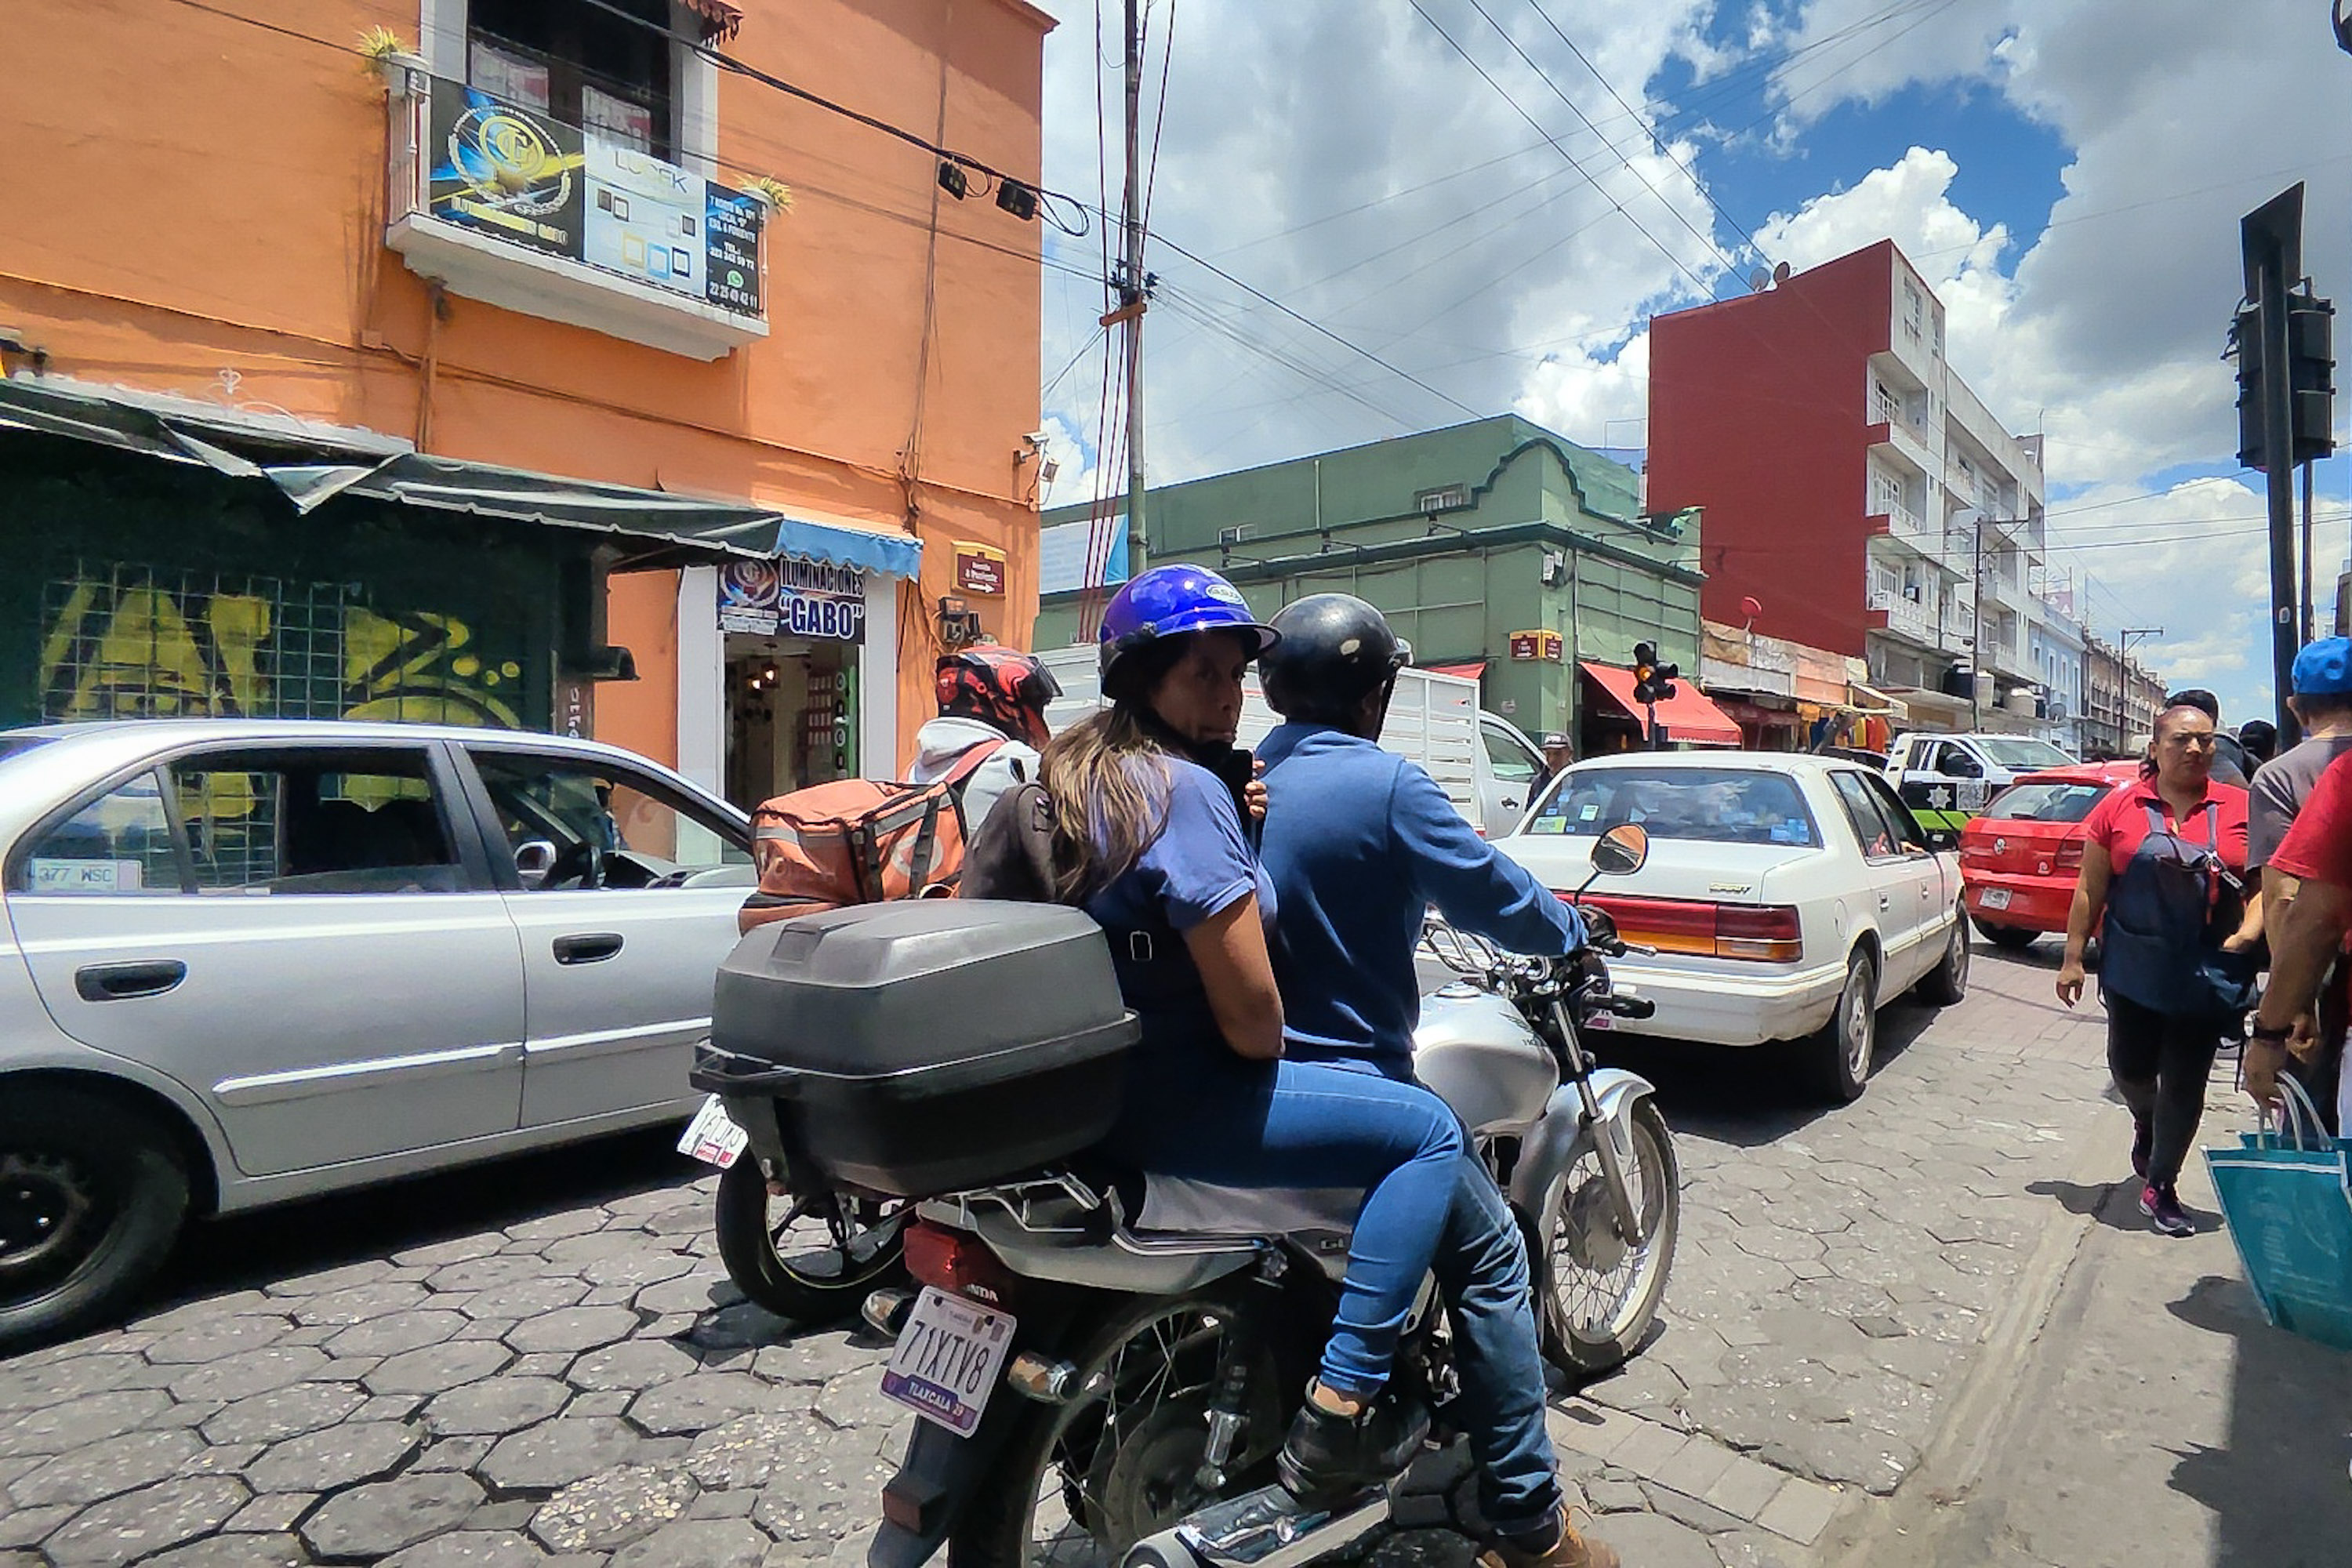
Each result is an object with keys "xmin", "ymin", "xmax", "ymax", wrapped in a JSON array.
[{"xmin": 1649, "ymin": 240, "xmax": 2054, "ymax": 731}]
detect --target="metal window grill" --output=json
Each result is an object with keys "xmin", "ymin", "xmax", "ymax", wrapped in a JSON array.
[{"xmin": 40, "ymin": 566, "xmax": 355, "ymax": 721}]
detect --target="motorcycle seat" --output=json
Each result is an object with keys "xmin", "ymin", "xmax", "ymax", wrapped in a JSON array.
[{"xmin": 1134, "ymin": 1175, "xmax": 1362, "ymax": 1243}]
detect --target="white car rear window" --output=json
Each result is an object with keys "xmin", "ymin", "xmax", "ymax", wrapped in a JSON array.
[{"xmin": 1525, "ymin": 768, "xmax": 1820, "ymax": 847}]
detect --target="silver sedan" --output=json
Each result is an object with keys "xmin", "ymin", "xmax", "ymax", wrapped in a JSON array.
[{"xmin": 0, "ymin": 719, "xmax": 754, "ymax": 1350}]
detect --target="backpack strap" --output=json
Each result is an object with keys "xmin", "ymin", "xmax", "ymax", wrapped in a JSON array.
[{"xmin": 942, "ymin": 736, "xmax": 1011, "ymax": 791}]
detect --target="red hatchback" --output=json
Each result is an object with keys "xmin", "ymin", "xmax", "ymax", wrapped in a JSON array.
[{"xmin": 1958, "ymin": 762, "xmax": 2141, "ymax": 949}]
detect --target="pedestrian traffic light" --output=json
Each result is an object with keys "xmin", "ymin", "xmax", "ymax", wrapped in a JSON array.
[
  {"xmin": 1632, "ymin": 641, "xmax": 1679, "ymax": 705},
  {"xmin": 2233, "ymin": 292, "xmax": 2336, "ymax": 472}
]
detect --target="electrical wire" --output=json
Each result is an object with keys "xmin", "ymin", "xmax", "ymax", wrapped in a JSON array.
[{"xmin": 1404, "ymin": 0, "xmax": 1719, "ymax": 299}]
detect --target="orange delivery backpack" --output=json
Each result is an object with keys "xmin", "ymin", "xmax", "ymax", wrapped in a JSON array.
[{"xmin": 736, "ymin": 740, "xmax": 1004, "ymax": 934}]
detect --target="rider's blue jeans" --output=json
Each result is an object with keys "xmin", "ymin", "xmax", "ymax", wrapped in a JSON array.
[
  {"xmin": 1432, "ymin": 1150, "xmax": 1563, "ymax": 1535},
  {"xmin": 1109, "ymin": 1047, "xmax": 1465, "ymax": 1399},
  {"xmin": 1283, "ymin": 1053, "xmax": 1562, "ymax": 1534}
]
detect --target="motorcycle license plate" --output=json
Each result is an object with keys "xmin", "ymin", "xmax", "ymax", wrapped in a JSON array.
[
  {"xmin": 1584, "ymin": 1011, "xmax": 1614, "ymax": 1031},
  {"xmin": 1978, "ymin": 888, "xmax": 2012, "ymax": 911},
  {"xmin": 677, "ymin": 1094, "xmax": 750, "ymax": 1170},
  {"xmin": 881, "ymin": 1287, "xmax": 1017, "ymax": 1436}
]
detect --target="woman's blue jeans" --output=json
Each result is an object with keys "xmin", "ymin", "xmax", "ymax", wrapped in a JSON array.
[{"xmin": 1112, "ymin": 1048, "xmax": 1465, "ymax": 1399}]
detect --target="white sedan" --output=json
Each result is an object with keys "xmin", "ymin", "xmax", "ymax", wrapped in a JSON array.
[{"xmin": 1492, "ymin": 753, "xmax": 1969, "ymax": 1101}]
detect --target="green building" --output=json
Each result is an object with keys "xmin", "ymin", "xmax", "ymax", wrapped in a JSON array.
[{"xmin": 1037, "ymin": 416, "xmax": 1704, "ymax": 747}]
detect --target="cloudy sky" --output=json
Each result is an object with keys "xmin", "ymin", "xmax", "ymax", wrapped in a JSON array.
[{"xmin": 1025, "ymin": 0, "xmax": 2352, "ymax": 724}]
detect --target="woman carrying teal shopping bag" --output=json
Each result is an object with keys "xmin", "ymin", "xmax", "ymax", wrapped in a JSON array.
[{"xmin": 2057, "ymin": 702, "xmax": 2261, "ymax": 1237}]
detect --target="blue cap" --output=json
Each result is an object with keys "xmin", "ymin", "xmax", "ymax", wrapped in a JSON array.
[{"xmin": 2292, "ymin": 637, "xmax": 2352, "ymax": 696}]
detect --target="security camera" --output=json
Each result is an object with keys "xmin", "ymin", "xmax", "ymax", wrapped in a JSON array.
[{"xmin": 1023, "ymin": 430, "xmax": 1051, "ymax": 448}]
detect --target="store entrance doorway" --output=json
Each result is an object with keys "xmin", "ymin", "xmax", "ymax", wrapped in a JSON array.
[{"xmin": 724, "ymin": 635, "xmax": 856, "ymax": 807}]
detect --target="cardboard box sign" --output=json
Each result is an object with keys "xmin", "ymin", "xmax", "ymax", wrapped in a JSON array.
[
  {"xmin": 1509, "ymin": 629, "xmax": 1563, "ymax": 662},
  {"xmin": 954, "ymin": 543, "xmax": 1007, "ymax": 597}
]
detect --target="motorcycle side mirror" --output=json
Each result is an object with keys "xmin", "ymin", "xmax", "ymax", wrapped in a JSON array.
[{"xmin": 1592, "ymin": 822, "xmax": 1650, "ymax": 877}]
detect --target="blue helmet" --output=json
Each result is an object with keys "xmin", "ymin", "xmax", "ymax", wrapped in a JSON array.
[{"xmin": 1098, "ymin": 563, "xmax": 1279, "ymax": 701}]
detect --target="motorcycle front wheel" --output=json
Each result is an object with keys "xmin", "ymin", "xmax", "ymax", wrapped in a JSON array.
[
  {"xmin": 711, "ymin": 1159, "xmax": 909, "ymax": 1324},
  {"xmin": 956, "ymin": 1290, "xmax": 1286, "ymax": 1567},
  {"xmin": 1534, "ymin": 1096, "xmax": 1680, "ymax": 1377}
]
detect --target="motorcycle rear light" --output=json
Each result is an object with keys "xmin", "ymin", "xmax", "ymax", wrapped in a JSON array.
[
  {"xmin": 1714, "ymin": 905, "xmax": 1804, "ymax": 963},
  {"xmin": 903, "ymin": 1221, "xmax": 1016, "ymax": 1307}
]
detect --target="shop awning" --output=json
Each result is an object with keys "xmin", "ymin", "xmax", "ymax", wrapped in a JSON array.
[
  {"xmin": 0, "ymin": 378, "xmax": 924, "ymax": 576},
  {"xmin": 1847, "ymin": 681, "xmax": 1910, "ymax": 720},
  {"xmin": 1424, "ymin": 660, "xmax": 1488, "ymax": 682},
  {"xmin": 1579, "ymin": 660, "xmax": 1745, "ymax": 747}
]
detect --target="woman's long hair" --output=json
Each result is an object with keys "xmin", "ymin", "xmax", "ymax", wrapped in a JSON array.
[{"xmin": 1039, "ymin": 704, "xmax": 1174, "ymax": 903}]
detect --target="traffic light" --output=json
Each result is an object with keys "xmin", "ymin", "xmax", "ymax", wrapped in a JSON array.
[
  {"xmin": 2233, "ymin": 292, "xmax": 2337, "ymax": 472},
  {"xmin": 1632, "ymin": 641, "xmax": 1679, "ymax": 705}
]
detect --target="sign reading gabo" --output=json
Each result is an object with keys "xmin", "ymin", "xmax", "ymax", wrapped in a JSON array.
[{"xmin": 719, "ymin": 558, "xmax": 866, "ymax": 643}]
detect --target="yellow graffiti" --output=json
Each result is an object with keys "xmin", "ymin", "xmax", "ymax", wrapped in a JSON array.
[{"xmin": 38, "ymin": 575, "xmax": 524, "ymax": 731}]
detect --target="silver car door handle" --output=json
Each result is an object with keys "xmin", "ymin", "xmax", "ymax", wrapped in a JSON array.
[
  {"xmin": 1878, "ymin": 894, "xmax": 1892, "ymax": 912},
  {"xmin": 553, "ymin": 933, "xmax": 625, "ymax": 966},
  {"xmin": 75, "ymin": 960, "xmax": 187, "ymax": 1002}
]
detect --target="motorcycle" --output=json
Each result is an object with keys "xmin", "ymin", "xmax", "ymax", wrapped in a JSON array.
[{"xmin": 854, "ymin": 822, "xmax": 1680, "ymax": 1566}]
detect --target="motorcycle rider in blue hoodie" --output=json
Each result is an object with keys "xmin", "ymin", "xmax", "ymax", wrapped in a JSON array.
[{"xmin": 1257, "ymin": 593, "xmax": 1616, "ymax": 1568}]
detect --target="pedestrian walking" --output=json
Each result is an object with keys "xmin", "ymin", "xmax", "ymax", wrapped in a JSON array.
[
  {"xmin": 2056, "ymin": 702, "xmax": 2260, "ymax": 1236},
  {"xmin": 2243, "ymin": 638, "xmax": 2352, "ymax": 1132},
  {"xmin": 2249, "ymin": 742, "xmax": 2352, "ymax": 1136}
]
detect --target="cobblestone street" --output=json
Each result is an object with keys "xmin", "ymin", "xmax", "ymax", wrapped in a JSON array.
[{"xmin": 0, "ymin": 944, "xmax": 2140, "ymax": 1567}]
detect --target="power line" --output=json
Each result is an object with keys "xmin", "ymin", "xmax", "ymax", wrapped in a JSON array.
[
  {"xmin": 1519, "ymin": 0, "xmax": 1771, "ymax": 265},
  {"xmin": 1405, "ymin": 0, "xmax": 1719, "ymax": 299},
  {"xmin": 1458, "ymin": 0, "xmax": 1745, "ymax": 285}
]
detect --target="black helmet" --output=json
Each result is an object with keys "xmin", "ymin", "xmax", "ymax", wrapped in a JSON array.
[{"xmin": 1261, "ymin": 593, "xmax": 1410, "ymax": 723}]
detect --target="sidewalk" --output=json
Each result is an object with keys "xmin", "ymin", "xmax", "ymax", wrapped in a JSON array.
[{"xmin": 1828, "ymin": 1058, "xmax": 2352, "ymax": 1568}]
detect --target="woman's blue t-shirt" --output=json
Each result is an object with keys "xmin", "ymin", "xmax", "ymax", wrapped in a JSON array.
[{"xmin": 1080, "ymin": 755, "xmax": 1275, "ymax": 1047}]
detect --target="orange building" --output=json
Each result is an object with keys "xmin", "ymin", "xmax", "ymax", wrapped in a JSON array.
[{"xmin": 0, "ymin": 0, "xmax": 1052, "ymax": 800}]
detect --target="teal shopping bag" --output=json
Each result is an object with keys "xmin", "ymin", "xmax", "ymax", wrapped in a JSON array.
[{"xmin": 2205, "ymin": 1079, "xmax": 2352, "ymax": 1352}]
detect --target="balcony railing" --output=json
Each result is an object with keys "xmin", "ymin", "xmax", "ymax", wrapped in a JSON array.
[
  {"xmin": 384, "ymin": 61, "xmax": 769, "ymax": 360},
  {"xmin": 1868, "ymin": 580, "xmax": 1936, "ymax": 643}
]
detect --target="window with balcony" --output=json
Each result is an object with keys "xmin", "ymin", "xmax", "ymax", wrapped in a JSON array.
[
  {"xmin": 469, "ymin": 0, "xmax": 675, "ymax": 157},
  {"xmin": 388, "ymin": 0, "xmax": 765, "ymax": 358}
]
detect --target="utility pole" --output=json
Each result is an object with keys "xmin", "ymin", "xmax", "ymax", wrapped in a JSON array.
[{"xmin": 1118, "ymin": 0, "xmax": 1149, "ymax": 576}]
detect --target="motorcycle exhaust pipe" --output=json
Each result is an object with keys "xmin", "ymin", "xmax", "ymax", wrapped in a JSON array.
[{"xmin": 1121, "ymin": 1484, "xmax": 1388, "ymax": 1568}]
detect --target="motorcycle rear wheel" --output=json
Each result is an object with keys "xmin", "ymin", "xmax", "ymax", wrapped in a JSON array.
[
  {"xmin": 1534, "ymin": 1096, "xmax": 1679, "ymax": 1377},
  {"xmin": 711, "ymin": 1159, "xmax": 908, "ymax": 1325},
  {"xmin": 956, "ymin": 1289, "xmax": 1284, "ymax": 1567}
]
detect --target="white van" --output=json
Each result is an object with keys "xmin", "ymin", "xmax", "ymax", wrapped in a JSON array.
[
  {"xmin": 1884, "ymin": 731, "xmax": 2077, "ymax": 831},
  {"xmin": 1037, "ymin": 645, "xmax": 1545, "ymax": 837}
]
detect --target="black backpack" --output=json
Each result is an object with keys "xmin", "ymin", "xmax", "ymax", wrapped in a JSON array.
[{"xmin": 960, "ymin": 781, "xmax": 1065, "ymax": 903}]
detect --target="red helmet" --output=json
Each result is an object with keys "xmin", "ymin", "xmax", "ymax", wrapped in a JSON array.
[{"xmin": 936, "ymin": 645, "xmax": 1061, "ymax": 748}]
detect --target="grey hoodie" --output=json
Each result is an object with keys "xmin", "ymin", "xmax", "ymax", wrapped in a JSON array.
[{"xmin": 908, "ymin": 716, "xmax": 1040, "ymax": 830}]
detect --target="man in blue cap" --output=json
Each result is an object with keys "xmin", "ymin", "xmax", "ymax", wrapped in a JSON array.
[{"xmin": 2244, "ymin": 637, "xmax": 2352, "ymax": 1130}]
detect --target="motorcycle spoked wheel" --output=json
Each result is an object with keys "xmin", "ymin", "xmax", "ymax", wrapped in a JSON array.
[
  {"xmin": 1534, "ymin": 1096, "xmax": 1680, "ymax": 1377},
  {"xmin": 956, "ymin": 1290, "xmax": 1286, "ymax": 1567},
  {"xmin": 711, "ymin": 1159, "xmax": 909, "ymax": 1324}
]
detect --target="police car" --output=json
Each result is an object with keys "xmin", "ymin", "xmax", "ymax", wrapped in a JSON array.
[{"xmin": 1885, "ymin": 731, "xmax": 2078, "ymax": 833}]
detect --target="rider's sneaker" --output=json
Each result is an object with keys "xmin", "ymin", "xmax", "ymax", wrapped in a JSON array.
[
  {"xmin": 1275, "ymin": 1381, "xmax": 1429, "ymax": 1504},
  {"xmin": 1479, "ymin": 1505, "xmax": 1622, "ymax": 1568},
  {"xmin": 2142, "ymin": 1182, "xmax": 2194, "ymax": 1237},
  {"xmin": 2129, "ymin": 1120, "xmax": 2151, "ymax": 1181}
]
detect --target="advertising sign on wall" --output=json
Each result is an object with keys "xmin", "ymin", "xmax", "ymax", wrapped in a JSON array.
[
  {"xmin": 953, "ymin": 542, "xmax": 1007, "ymax": 597},
  {"xmin": 719, "ymin": 558, "xmax": 866, "ymax": 644},
  {"xmin": 1509, "ymin": 629, "xmax": 1563, "ymax": 662},
  {"xmin": 426, "ymin": 78, "xmax": 763, "ymax": 319}
]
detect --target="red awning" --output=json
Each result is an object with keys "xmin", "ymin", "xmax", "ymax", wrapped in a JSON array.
[
  {"xmin": 1578, "ymin": 661, "xmax": 1744, "ymax": 747},
  {"xmin": 682, "ymin": 0, "xmax": 743, "ymax": 40},
  {"xmin": 1424, "ymin": 660, "xmax": 1488, "ymax": 682}
]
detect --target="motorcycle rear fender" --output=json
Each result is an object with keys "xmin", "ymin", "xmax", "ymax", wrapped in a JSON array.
[
  {"xmin": 1507, "ymin": 1067, "xmax": 1653, "ymax": 1216},
  {"xmin": 866, "ymin": 1399, "xmax": 1024, "ymax": 1568}
]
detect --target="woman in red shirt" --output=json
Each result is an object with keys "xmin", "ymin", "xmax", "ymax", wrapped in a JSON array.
[{"xmin": 2056, "ymin": 702, "xmax": 2260, "ymax": 1236}]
